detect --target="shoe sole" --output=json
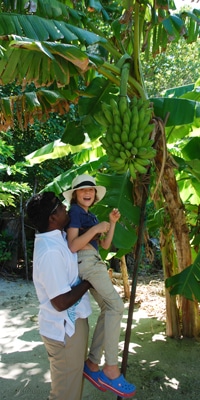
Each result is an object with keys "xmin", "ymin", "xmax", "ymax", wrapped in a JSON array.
[
  {"xmin": 98, "ymin": 377, "xmax": 136, "ymax": 398},
  {"xmin": 83, "ymin": 371, "xmax": 107, "ymax": 392}
]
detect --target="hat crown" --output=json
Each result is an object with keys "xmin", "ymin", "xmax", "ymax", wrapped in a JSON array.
[{"xmin": 72, "ymin": 174, "xmax": 96, "ymax": 189}]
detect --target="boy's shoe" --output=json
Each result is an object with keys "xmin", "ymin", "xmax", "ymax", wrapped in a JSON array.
[
  {"xmin": 83, "ymin": 363, "xmax": 107, "ymax": 392},
  {"xmin": 98, "ymin": 370, "xmax": 136, "ymax": 398}
]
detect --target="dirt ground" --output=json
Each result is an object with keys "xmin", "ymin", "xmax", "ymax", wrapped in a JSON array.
[{"xmin": 0, "ymin": 273, "xmax": 199, "ymax": 400}]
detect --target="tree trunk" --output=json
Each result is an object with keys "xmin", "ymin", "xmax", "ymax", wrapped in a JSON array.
[
  {"xmin": 154, "ymin": 120, "xmax": 200, "ymax": 337},
  {"xmin": 160, "ymin": 227, "xmax": 180, "ymax": 337},
  {"xmin": 120, "ymin": 255, "xmax": 130, "ymax": 299}
]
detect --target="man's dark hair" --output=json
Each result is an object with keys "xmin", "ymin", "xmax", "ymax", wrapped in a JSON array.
[{"xmin": 26, "ymin": 192, "xmax": 57, "ymax": 233}]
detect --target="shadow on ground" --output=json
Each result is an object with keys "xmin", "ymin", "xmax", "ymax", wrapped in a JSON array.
[{"xmin": 1, "ymin": 280, "xmax": 199, "ymax": 400}]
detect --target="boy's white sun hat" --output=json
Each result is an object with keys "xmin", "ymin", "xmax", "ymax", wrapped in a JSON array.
[{"xmin": 63, "ymin": 174, "xmax": 106, "ymax": 203}]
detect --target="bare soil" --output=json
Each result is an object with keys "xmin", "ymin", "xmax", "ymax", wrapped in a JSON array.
[{"xmin": 0, "ymin": 273, "xmax": 199, "ymax": 400}]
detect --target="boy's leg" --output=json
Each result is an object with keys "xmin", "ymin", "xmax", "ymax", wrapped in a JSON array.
[
  {"xmin": 78, "ymin": 250, "xmax": 124, "ymax": 366},
  {"xmin": 42, "ymin": 318, "xmax": 89, "ymax": 400}
]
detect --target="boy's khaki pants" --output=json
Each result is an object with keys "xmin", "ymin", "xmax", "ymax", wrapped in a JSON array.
[{"xmin": 78, "ymin": 249, "xmax": 124, "ymax": 366}]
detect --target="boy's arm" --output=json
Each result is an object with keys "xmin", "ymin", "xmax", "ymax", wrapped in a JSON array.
[
  {"xmin": 100, "ymin": 221, "xmax": 116, "ymax": 249},
  {"xmin": 100, "ymin": 208, "xmax": 121, "ymax": 250},
  {"xmin": 67, "ymin": 221, "xmax": 110, "ymax": 253}
]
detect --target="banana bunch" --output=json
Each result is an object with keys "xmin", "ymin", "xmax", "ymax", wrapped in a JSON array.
[{"xmin": 96, "ymin": 96, "xmax": 156, "ymax": 179}]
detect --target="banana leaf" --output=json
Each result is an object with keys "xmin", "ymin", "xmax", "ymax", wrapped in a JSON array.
[{"xmin": 165, "ymin": 251, "xmax": 200, "ymax": 302}]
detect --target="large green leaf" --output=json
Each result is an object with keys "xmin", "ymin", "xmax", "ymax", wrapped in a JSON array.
[
  {"xmin": 11, "ymin": 39, "xmax": 89, "ymax": 69},
  {"xmin": 0, "ymin": 13, "xmax": 107, "ymax": 45},
  {"xmin": 162, "ymin": 84, "xmax": 195, "ymax": 98},
  {"xmin": 1, "ymin": 0, "xmax": 71, "ymax": 16},
  {"xmin": 165, "ymin": 251, "xmax": 200, "ymax": 302},
  {"xmin": 151, "ymin": 97, "xmax": 195, "ymax": 126},
  {"xmin": 26, "ymin": 140, "xmax": 90, "ymax": 165},
  {"xmin": 0, "ymin": 39, "xmax": 90, "ymax": 86},
  {"xmin": 78, "ymin": 76, "xmax": 119, "ymax": 117},
  {"xmin": 178, "ymin": 174, "xmax": 200, "ymax": 205},
  {"xmin": 62, "ymin": 121, "xmax": 85, "ymax": 145},
  {"xmin": 25, "ymin": 139, "xmax": 105, "ymax": 165},
  {"xmin": 182, "ymin": 137, "xmax": 200, "ymax": 160},
  {"xmin": 92, "ymin": 173, "xmax": 139, "ymax": 252},
  {"xmin": 162, "ymin": 14, "xmax": 185, "ymax": 39}
]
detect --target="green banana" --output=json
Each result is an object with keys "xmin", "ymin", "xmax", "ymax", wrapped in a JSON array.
[
  {"xmin": 106, "ymin": 132, "xmax": 114, "ymax": 146},
  {"xmin": 125, "ymin": 149, "xmax": 132, "ymax": 158},
  {"xmin": 133, "ymin": 161, "xmax": 147, "ymax": 174},
  {"xmin": 118, "ymin": 96, "xmax": 128, "ymax": 117},
  {"xmin": 108, "ymin": 155, "xmax": 116, "ymax": 162},
  {"xmin": 113, "ymin": 123, "xmax": 122, "ymax": 135},
  {"xmin": 133, "ymin": 137, "xmax": 142, "ymax": 148},
  {"xmin": 130, "ymin": 106, "xmax": 139, "ymax": 130},
  {"xmin": 124, "ymin": 141, "xmax": 133, "ymax": 150},
  {"xmin": 139, "ymin": 148, "xmax": 156, "ymax": 159},
  {"xmin": 100, "ymin": 137, "xmax": 110, "ymax": 148},
  {"xmin": 110, "ymin": 98, "xmax": 121, "ymax": 119},
  {"xmin": 114, "ymin": 115, "xmax": 123, "ymax": 129},
  {"xmin": 131, "ymin": 96, "xmax": 138, "ymax": 108},
  {"xmin": 122, "ymin": 123, "xmax": 130, "ymax": 136},
  {"xmin": 121, "ymin": 131, "xmax": 129, "ymax": 143},
  {"xmin": 129, "ymin": 162, "xmax": 137, "ymax": 179},
  {"xmin": 137, "ymin": 147, "xmax": 148, "ymax": 156},
  {"xmin": 135, "ymin": 157, "xmax": 151, "ymax": 166},
  {"xmin": 94, "ymin": 111, "xmax": 109, "ymax": 127},
  {"xmin": 142, "ymin": 123, "xmax": 155, "ymax": 138},
  {"xmin": 131, "ymin": 147, "xmax": 138, "ymax": 155},
  {"xmin": 128, "ymin": 129, "xmax": 138, "ymax": 142},
  {"xmin": 101, "ymin": 103, "xmax": 114, "ymax": 124},
  {"xmin": 137, "ymin": 107, "xmax": 146, "ymax": 126},
  {"xmin": 112, "ymin": 133, "xmax": 121, "ymax": 143},
  {"xmin": 140, "ymin": 99, "xmax": 151, "ymax": 111},
  {"xmin": 116, "ymin": 157, "xmax": 126, "ymax": 165},
  {"xmin": 114, "ymin": 142, "xmax": 122, "ymax": 151},
  {"xmin": 109, "ymin": 163, "xmax": 126, "ymax": 174},
  {"xmin": 120, "ymin": 151, "xmax": 127, "ymax": 160},
  {"xmin": 140, "ymin": 109, "xmax": 152, "ymax": 127},
  {"xmin": 123, "ymin": 110, "xmax": 131, "ymax": 127},
  {"xmin": 137, "ymin": 129, "xmax": 145, "ymax": 138},
  {"xmin": 145, "ymin": 139, "xmax": 155, "ymax": 148},
  {"xmin": 137, "ymin": 97, "xmax": 145, "ymax": 110},
  {"xmin": 141, "ymin": 135, "xmax": 152, "ymax": 147},
  {"xmin": 98, "ymin": 95, "xmax": 155, "ymax": 172},
  {"xmin": 112, "ymin": 147, "xmax": 121, "ymax": 157}
]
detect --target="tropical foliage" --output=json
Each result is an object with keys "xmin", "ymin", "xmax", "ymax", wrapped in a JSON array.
[{"xmin": 0, "ymin": 0, "xmax": 200, "ymax": 337}]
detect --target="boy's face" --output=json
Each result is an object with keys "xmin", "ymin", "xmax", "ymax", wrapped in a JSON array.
[{"xmin": 76, "ymin": 187, "xmax": 96, "ymax": 209}]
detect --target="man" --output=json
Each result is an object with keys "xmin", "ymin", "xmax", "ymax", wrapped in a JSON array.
[{"xmin": 26, "ymin": 192, "xmax": 92, "ymax": 400}]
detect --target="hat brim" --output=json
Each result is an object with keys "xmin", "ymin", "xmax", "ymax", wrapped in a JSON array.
[{"xmin": 63, "ymin": 185, "xmax": 106, "ymax": 204}]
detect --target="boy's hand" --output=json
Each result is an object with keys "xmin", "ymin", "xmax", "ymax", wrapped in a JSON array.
[
  {"xmin": 109, "ymin": 208, "xmax": 121, "ymax": 223},
  {"xmin": 98, "ymin": 221, "xmax": 110, "ymax": 233}
]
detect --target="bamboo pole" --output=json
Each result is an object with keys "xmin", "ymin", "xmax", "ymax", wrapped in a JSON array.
[{"xmin": 117, "ymin": 172, "xmax": 150, "ymax": 400}]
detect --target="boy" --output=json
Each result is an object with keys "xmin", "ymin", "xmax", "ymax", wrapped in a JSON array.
[{"xmin": 63, "ymin": 174, "xmax": 136, "ymax": 398}]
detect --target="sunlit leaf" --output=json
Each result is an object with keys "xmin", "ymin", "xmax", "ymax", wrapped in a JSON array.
[
  {"xmin": 165, "ymin": 251, "xmax": 200, "ymax": 302},
  {"xmin": 182, "ymin": 137, "xmax": 200, "ymax": 160}
]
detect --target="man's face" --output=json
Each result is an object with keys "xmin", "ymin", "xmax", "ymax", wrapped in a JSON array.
[{"xmin": 50, "ymin": 198, "xmax": 69, "ymax": 228}]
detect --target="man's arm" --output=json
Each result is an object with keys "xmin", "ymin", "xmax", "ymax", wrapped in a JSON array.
[{"xmin": 51, "ymin": 280, "xmax": 91, "ymax": 311}]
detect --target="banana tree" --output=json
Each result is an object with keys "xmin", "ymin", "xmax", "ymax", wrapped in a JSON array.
[{"xmin": 0, "ymin": 0, "xmax": 200, "ymax": 339}]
